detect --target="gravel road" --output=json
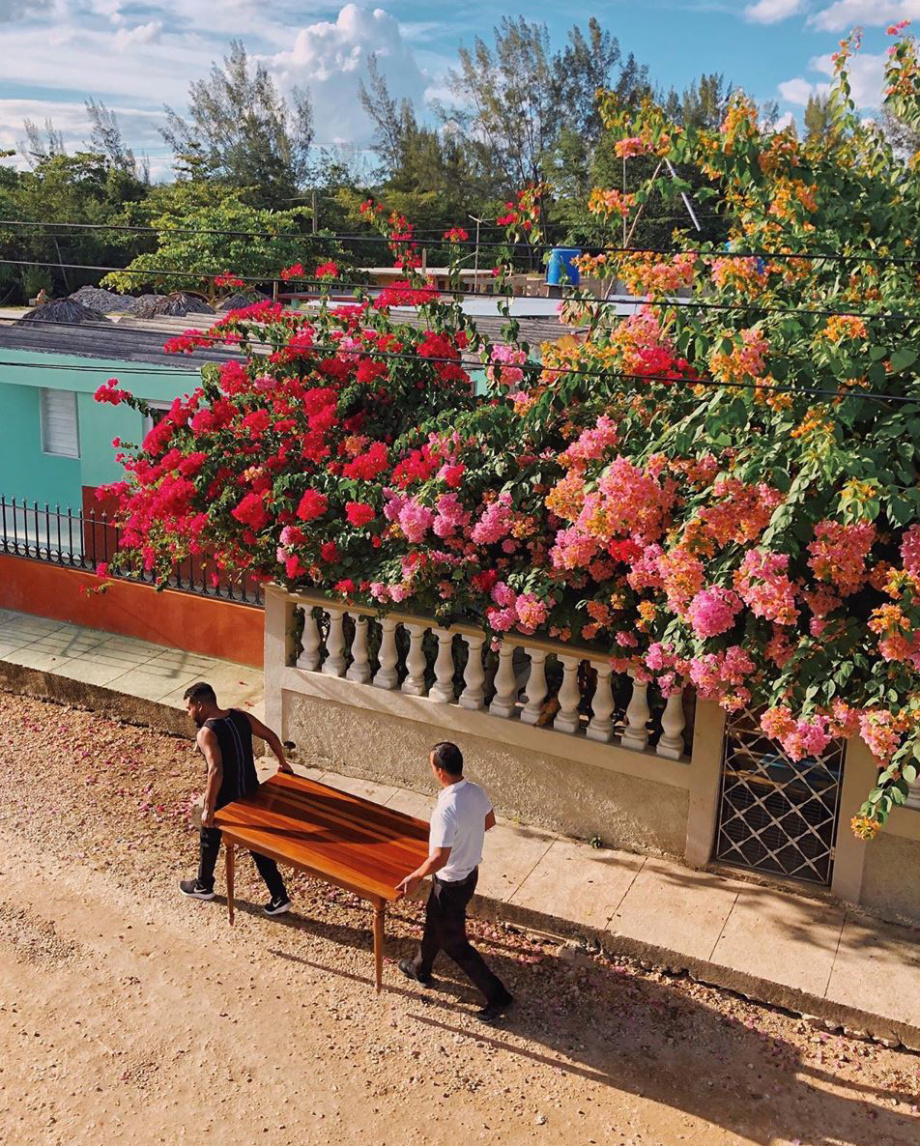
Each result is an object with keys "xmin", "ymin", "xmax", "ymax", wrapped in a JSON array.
[{"xmin": 0, "ymin": 691, "xmax": 917, "ymax": 1146}]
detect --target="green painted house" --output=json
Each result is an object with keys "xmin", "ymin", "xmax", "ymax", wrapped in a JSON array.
[{"xmin": 0, "ymin": 314, "xmax": 224, "ymax": 531}]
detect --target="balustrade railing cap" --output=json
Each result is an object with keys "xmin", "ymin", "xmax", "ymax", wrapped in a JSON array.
[{"xmin": 276, "ymin": 582, "xmax": 617, "ymax": 664}]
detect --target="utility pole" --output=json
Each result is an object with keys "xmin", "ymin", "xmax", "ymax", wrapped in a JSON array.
[
  {"xmin": 312, "ymin": 190, "xmax": 318, "ymax": 234},
  {"xmin": 469, "ymin": 215, "xmax": 485, "ymax": 293}
]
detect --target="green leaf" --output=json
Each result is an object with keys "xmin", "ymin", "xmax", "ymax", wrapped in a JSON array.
[{"xmin": 890, "ymin": 347, "xmax": 918, "ymax": 373}]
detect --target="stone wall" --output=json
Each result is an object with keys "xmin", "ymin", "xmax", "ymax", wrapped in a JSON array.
[{"xmin": 284, "ymin": 690, "xmax": 690, "ymax": 856}]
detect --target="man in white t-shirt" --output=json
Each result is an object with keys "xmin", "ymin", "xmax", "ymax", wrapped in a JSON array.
[{"xmin": 395, "ymin": 741, "xmax": 513, "ymax": 1024}]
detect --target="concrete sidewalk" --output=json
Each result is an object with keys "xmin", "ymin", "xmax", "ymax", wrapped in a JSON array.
[
  {"xmin": 1, "ymin": 608, "xmax": 918, "ymax": 1048},
  {"xmin": 0, "ymin": 608, "xmax": 263, "ymax": 718},
  {"xmin": 299, "ymin": 765, "xmax": 920, "ymax": 1049}
]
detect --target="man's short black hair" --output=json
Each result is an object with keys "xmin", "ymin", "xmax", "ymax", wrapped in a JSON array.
[
  {"xmin": 431, "ymin": 741, "xmax": 463, "ymax": 776},
  {"xmin": 184, "ymin": 682, "xmax": 217, "ymax": 705}
]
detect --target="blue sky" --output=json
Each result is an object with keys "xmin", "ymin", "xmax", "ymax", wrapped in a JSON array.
[{"xmin": 0, "ymin": 1, "xmax": 911, "ymax": 177}]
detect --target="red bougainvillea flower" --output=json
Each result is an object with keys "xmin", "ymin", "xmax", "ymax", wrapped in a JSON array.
[
  {"xmin": 315, "ymin": 261, "xmax": 339, "ymax": 279},
  {"xmin": 280, "ymin": 263, "xmax": 305, "ymax": 282},
  {"xmin": 94, "ymin": 378, "xmax": 126, "ymax": 405},
  {"xmin": 296, "ymin": 489, "xmax": 328, "ymax": 522},
  {"xmin": 343, "ymin": 442, "xmax": 389, "ymax": 480},
  {"xmin": 443, "ymin": 227, "xmax": 469, "ymax": 243},
  {"xmin": 373, "ymin": 281, "xmax": 440, "ymax": 310},
  {"xmin": 214, "ymin": 271, "xmax": 245, "ymax": 289},
  {"xmin": 163, "ymin": 330, "xmax": 214, "ymax": 355},
  {"xmin": 231, "ymin": 492, "xmax": 270, "ymax": 532},
  {"xmin": 345, "ymin": 502, "xmax": 375, "ymax": 527},
  {"xmin": 320, "ymin": 540, "xmax": 339, "ymax": 563}
]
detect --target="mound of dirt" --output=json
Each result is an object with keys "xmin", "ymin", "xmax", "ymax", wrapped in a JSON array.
[
  {"xmin": 16, "ymin": 298, "xmax": 111, "ymax": 325},
  {"xmin": 217, "ymin": 291, "xmax": 268, "ymax": 312},
  {"xmin": 133, "ymin": 292, "xmax": 215, "ymax": 318},
  {"xmin": 69, "ymin": 286, "xmax": 138, "ymax": 313}
]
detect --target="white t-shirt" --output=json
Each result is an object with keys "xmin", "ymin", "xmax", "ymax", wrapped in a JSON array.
[{"xmin": 429, "ymin": 778, "xmax": 492, "ymax": 882}]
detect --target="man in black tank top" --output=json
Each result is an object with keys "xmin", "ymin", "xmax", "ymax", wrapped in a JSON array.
[{"xmin": 178, "ymin": 682, "xmax": 293, "ymax": 915}]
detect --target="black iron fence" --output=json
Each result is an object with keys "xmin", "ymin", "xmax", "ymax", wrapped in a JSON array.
[{"xmin": 0, "ymin": 497, "xmax": 263, "ymax": 608}]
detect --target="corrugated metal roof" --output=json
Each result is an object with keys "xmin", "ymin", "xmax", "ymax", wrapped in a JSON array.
[{"xmin": 0, "ymin": 309, "xmax": 585, "ymax": 370}]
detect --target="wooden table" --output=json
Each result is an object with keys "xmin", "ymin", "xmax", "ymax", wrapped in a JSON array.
[{"xmin": 213, "ymin": 773, "xmax": 430, "ymax": 992}]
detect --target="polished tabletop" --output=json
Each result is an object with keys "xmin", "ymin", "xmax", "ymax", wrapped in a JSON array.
[{"xmin": 214, "ymin": 772, "xmax": 430, "ymax": 903}]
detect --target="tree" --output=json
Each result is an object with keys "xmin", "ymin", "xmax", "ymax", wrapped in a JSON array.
[
  {"xmin": 20, "ymin": 118, "xmax": 65, "ymax": 168},
  {"xmin": 447, "ymin": 17, "xmax": 556, "ymax": 189},
  {"xmin": 86, "ymin": 99, "xmax": 149, "ymax": 182},
  {"xmin": 445, "ymin": 18, "xmax": 647, "ymax": 195},
  {"xmin": 680, "ymin": 73, "xmax": 733, "ymax": 130},
  {"xmin": 161, "ymin": 41, "xmax": 313, "ymax": 209},
  {"xmin": 357, "ymin": 53, "xmax": 502, "ymax": 240},
  {"xmin": 358, "ymin": 53, "xmax": 408, "ymax": 180},
  {"xmin": 5, "ymin": 108, "xmax": 152, "ymax": 300},
  {"xmin": 554, "ymin": 18, "xmax": 649, "ymax": 151},
  {"xmin": 804, "ymin": 93, "xmax": 833, "ymax": 143},
  {"xmin": 101, "ymin": 182, "xmax": 348, "ymax": 296}
]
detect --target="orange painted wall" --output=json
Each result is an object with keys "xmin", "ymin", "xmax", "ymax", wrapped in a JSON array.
[{"xmin": 0, "ymin": 555, "xmax": 263, "ymax": 667}]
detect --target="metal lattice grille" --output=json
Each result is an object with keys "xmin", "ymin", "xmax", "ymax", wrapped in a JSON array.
[{"xmin": 715, "ymin": 708, "xmax": 844, "ymax": 886}]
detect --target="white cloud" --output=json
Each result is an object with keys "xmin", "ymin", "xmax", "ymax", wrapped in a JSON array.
[
  {"xmin": 263, "ymin": 5, "xmax": 432, "ymax": 145},
  {"xmin": 778, "ymin": 77, "xmax": 819, "ymax": 104},
  {"xmin": 745, "ymin": 0, "xmax": 808, "ymax": 24},
  {"xmin": 0, "ymin": 3, "xmax": 455, "ymax": 169},
  {"xmin": 0, "ymin": 0, "xmax": 53, "ymax": 18},
  {"xmin": 113, "ymin": 21, "xmax": 163, "ymax": 52},
  {"xmin": 809, "ymin": 0, "xmax": 920, "ymax": 32}
]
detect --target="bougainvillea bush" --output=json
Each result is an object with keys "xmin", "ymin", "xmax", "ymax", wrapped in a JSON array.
[{"xmin": 99, "ymin": 29, "xmax": 920, "ymax": 834}]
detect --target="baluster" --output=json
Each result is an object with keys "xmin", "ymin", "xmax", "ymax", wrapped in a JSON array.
[
  {"xmin": 520, "ymin": 649, "xmax": 547, "ymax": 725},
  {"xmin": 346, "ymin": 615, "xmax": 372, "ymax": 683},
  {"xmin": 429, "ymin": 629, "xmax": 456, "ymax": 703},
  {"xmin": 586, "ymin": 662, "xmax": 615, "ymax": 743},
  {"xmin": 621, "ymin": 671, "xmax": 651, "ymax": 751},
  {"xmin": 322, "ymin": 611, "xmax": 346, "ymax": 676},
  {"xmin": 373, "ymin": 617, "xmax": 400, "ymax": 689},
  {"xmin": 296, "ymin": 608, "xmax": 323, "ymax": 671},
  {"xmin": 401, "ymin": 623, "xmax": 429, "ymax": 696},
  {"xmin": 554, "ymin": 655, "xmax": 582, "ymax": 734},
  {"xmin": 656, "ymin": 688, "xmax": 687, "ymax": 759},
  {"xmin": 489, "ymin": 642, "xmax": 519, "ymax": 718},
  {"xmin": 458, "ymin": 634, "xmax": 485, "ymax": 710}
]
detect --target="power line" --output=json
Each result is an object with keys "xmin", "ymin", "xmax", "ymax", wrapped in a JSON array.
[
  {"xmin": 0, "ymin": 214, "xmax": 721, "ymax": 245},
  {"xmin": 2, "ymin": 214, "xmax": 920, "ymax": 265},
  {"xmin": 1, "ymin": 256, "xmax": 919, "ymax": 323},
  {"xmin": 0, "ymin": 358, "xmax": 201, "ymax": 375}
]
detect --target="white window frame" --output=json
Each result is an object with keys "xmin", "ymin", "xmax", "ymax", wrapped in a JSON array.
[
  {"xmin": 143, "ymin": 400, "xmax": 173, "ymax": 437},
  {"xmin": 39, "ymin": 388, "xmax": 80, "ymax": 459}
]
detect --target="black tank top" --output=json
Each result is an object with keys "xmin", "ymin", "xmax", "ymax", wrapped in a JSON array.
[{"xmin": 204, "ymin": 709, "xmax": 260, "ymax": 809}]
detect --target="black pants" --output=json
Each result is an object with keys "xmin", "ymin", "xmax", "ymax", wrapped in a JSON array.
[
  {"xmin": 197, "ymin": 826, "xmax": 287, "ymax": 901},
  {"xmin": 411, "ymin": 868, "xmax": 508, "ymax": 1005}
]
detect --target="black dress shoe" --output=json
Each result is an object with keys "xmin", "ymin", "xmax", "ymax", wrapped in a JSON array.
[
  {"xmin": 398, "ymin": 958, "xmax": 434, "ymax": 987},
  {"xmin": 476, "ymin": 992, "xmax": 514, "ymax": 1025}
]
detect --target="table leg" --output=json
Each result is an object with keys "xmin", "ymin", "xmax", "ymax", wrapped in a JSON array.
[
  {"xmin": 373, "ymin": 901, "xmax": 385, "ymax": 994},
  {"xmin": 226, "ymin": 842, "xmax": 235, "ymax": 926}
]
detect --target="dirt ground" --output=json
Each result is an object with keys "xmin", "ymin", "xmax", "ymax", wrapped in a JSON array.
[{"xmin": 0, "ymin": 691, "xmax": 918, "ymax": 1146}]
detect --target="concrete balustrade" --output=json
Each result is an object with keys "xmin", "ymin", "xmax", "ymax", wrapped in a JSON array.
[{"xmin": 278, "ymin": 588, "xmax": 689, "ymax": 761}]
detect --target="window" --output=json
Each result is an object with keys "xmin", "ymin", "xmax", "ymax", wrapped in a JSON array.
[
  {"xmin": 143, "ymin": 401, "xmax": 172, "ymax": 437},
  {"xmin": 40, "ymin": 388, "xmax": 80, "ymax": 458}
]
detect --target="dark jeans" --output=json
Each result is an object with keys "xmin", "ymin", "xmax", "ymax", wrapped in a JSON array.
[
  {"xmin": 197, "ymin": 826, "xmax": 287, "ymax": 901},
  {"xmin": 411, "ymin": 868, "xmax": 508, "ymax": 1005}
]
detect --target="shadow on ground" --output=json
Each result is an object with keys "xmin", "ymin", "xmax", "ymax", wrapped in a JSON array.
[{"xmin": 225, "ymin": 894, "xmax": 917, "ymax": 1146}]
